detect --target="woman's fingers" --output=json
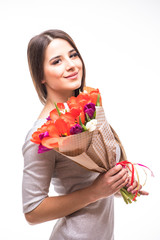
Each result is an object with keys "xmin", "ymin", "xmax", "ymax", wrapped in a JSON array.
[
  {"xmin": 107, "ymin": 165, "xmax": 129, "ymax": 190},
  {"xmin": 106, "ymin": 167, "xmax": 150, "ymax": 197},
  {"xmin": 113, "ymin": 173, "xmax": 129, "ymax": 190},
  {"xmin": 112, "ymin": 168, "xmax": 128, "ymax": 181},
  {"xmin": 108, "ymin": 164, "xmax": 123, "ymax": 176},
  {"xmin": 127, "ymin": 181, "xmax": 138, "ymax": 193},
  {"xmin": 139, "ymin": 190, "xmax": 149, "ymax": 195},
  {"xmin": 126, "ymin": 178, "xmax": 149, "ymax": 195}
]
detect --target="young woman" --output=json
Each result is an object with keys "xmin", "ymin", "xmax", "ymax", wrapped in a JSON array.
[{"xmin": 22, "ymin": 29, "xmax": 147, "ymax": 240}]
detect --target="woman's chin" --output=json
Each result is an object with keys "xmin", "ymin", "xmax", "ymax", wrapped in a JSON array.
[{"xmin": 70, "ymin": 80, "xmax": 82, "ymax": 91}]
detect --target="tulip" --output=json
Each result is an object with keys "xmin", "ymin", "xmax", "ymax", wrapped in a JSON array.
[
  {"xmin": 70, "ymin": 124, "xmax": 83, "ymax": 135},
  {"xmin": 86, "ymin": 119, "xmax": 97, "ymax": 132},
  {"xmin": 38, "ymin": 144, "xmax": 51, "ymax": 154},
  {"xmin": 84, "ymin": 103, "xmax": 96, "ymax": 119}
]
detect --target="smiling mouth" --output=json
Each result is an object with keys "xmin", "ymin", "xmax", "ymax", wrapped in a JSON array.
[{"xmin": 65, "ymin": 72, "xmax": 78, "ymax": 78}]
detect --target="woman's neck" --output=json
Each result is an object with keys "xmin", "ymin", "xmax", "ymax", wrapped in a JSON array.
[
  {"xmin": 38, "ymin": 89, "xmax": 75, "ymax": 120},
  {"xmin": 46, "ymin": 89, "xmax": 74, "ymax": 106}
]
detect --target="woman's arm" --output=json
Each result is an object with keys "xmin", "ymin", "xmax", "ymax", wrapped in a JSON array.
[
  {"xmin": 25, "ymin": 164, "xmax": 128, "ymax": 224},
  {"xmin": 25, "ymin": 185, "xmax": 96, "ymax": 224}
]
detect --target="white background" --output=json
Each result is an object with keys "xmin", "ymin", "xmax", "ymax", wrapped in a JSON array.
[{"xmin": 0, "ymin": 0, "xmax": 160, "ymax": 239}]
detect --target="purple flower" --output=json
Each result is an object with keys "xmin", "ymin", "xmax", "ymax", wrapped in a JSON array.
[
  {"xmin": 39, "ymin": 131, "xmax": 49, "ymax": 140},
  {"xmin": 46, "ymin": 116, "xmax": 51, "ymax": 121},
  {"xmin": 38, "ymin": 144, "xmax": 51, "ymax": 154},
  {"xmin": 84, "ymin": 103, "xmax": 96, "ymax": 119},
  {"xmin": 70, "ymin": 124, "xmax": 83, "ymax": 135}
]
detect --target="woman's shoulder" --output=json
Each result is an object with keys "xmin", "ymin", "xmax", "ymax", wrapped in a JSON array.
[
  {"xmin": 38, "ymin": 107, "xmax": 49, "ymax": 120},
  {"xmin": 38, "ymin": 103, "xmax": 55, "ymax": 120},
  {"xmin": 24, "ymin": 118, "xmax": 47, "ymax": 144},
  {"xmin": 22, "ymin": 104, "xmax": 55, "ymax": 153}
]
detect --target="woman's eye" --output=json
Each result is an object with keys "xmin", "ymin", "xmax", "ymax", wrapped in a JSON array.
[
  {"xmin": 52, "ymin": 59, "xmax": 61, "ymax": 65},
  {"xmin": 70, "ymin": 52, "xmax": 79, "ymax": 58}
]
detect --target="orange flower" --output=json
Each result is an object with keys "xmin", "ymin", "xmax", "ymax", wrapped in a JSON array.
[
  {"xmin": 68, "ymin": 93, "xmax": 91, "ymax": 109},
  {"xmin": 31, "ymin": 86, "xmax": 102, "ymax": 153},
  {"xmin": 83, "ymin": 86, "xmax": 97, "ymax": 93},
  {"xmin": 90, "ymin": 90, "xmax": 102, "ymax": 106},
  {"xmin": 55, "ymin": 118, "xmax": 70, "ymax": 136},
  {"xmin": 57, "ymin": 103, "xmax": 65, "ymax": 110},
  {"xmin": 36, "ymin": 119, "xmax": 68, "ymax": 149},
  {"xmin": 45, "ymin": 123, "xmax": 59, "ymax": 137},
  {"xmin": 76, "ymin": 92, "xmax": 91, "ymax": 108},
  {"xmin": 31, "ymin": 122, "xmax": 52, "ymax": 144},
  {"xmin": 49, "ymin": 103, "xmax": 66, "ymax": 121},
  {"xmin": 69, "ymin": 107, "xmax": 82, "ymax": 118},
  {"xmin": 76, "ymin": 111, "xmax": 85, "ymax": 124},
  {"xmin": 31, "ymin": 130, "xmax": 42, "ymax": 144},
  {"xmin": 67, "ymin": 97, "xmax": 83, "ymax": 121},
  {"xmin": 84, "ymin": 87, "xmax": 102, "ymax": 106},
  {"xmin": 67, "ymin": 96, "xmax": 79, "ymax": 109},
  {"xmin": 42, "ymin": 117, "xmax": 72, "ymax": 148},
  {"xmin": 50, "ymin": 109, "xmax": 59, "ymax": 121},
  {"xmin": 60, "ymin": 112, "xmax": 76, "ymax": 133},
  {"xmin": 41, "ymin": 137, "xmax": 59, "ymax": 149}
]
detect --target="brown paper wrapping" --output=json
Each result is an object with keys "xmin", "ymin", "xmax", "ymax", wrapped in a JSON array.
[{"xmin": 56, "ymin": 106, "xmax": 127, "ymax": 173}]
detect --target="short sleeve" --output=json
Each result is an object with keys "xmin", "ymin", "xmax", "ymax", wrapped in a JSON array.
[
  {"xmin": 116, "ymin": 142, "xmax": 121, "ymax": 163},
  {"xmin": 22, "ymin": 122, "xmax": 56, "ymax": 214}
]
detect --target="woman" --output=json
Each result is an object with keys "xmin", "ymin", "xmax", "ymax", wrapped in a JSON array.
[{"xmin": 22, "ymin": 29, "xmax": 147, "ymax": 239}]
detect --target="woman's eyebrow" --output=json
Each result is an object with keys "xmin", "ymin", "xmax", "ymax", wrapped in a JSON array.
[
  {"xmin": 49, "ymin": 49, "xmax": 76, "ymax": 62},
  {"xmin": 69, "ymin": 49, "xmax": 76, "ymax": 53},
  {"xmin": 49, "ymin": 55, "xmax": 60, "ymax": 62}
]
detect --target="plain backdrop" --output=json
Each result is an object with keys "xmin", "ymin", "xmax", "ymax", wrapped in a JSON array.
[{"xmin": 0, "ymin": 0, "xmax": 159, "ymax": 239}]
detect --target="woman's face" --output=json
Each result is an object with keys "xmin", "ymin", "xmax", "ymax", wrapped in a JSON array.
[{"xmin": 42, "ymin": 38, "xmax": 83, "ymax": 98}]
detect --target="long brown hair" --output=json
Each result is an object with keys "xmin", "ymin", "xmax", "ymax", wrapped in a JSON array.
[{"xmin": 27, "ymin": 29, "xmax": 86, "ymax": 104}]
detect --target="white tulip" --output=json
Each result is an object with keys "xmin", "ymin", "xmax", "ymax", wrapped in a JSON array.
[
  {"xmin": 64, "ymin": 102, "xmax": 70, "ymax": 112},
  {"xmin": 86, "ymin": 119, "xmax": 97, "ymax": 132}
]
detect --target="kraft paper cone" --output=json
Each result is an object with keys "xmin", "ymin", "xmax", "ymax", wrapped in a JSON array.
[
  {"xmin": 58, "ymin": 130, "xmax": 93, "ymax": 156},
  {"xmin": 54, "ymin": 106, "xmax": 126, "ymax": 173}
]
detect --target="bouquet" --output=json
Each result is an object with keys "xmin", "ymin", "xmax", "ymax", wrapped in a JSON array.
[{"xmin": 31, "ymin": 87, "xmax": 153, "ymax": 204}]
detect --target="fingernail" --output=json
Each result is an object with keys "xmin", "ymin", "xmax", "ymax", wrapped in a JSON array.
[{"xmin": 131, "ymin": 191, "xmax": 136, "ymax": 194}]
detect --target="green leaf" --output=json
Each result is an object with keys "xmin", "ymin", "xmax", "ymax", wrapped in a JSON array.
[
  {"xmin": 96, "ymin": 94, "xmax": 100, "ymax": 106},
  {"xmin": 79, "ymin": 116, "xmax": 83, "ymax": 127},
  {"xmin": 54, "ymin": 102, "xmax": 61, "ymax": 116},
  {"xmin": 79, "ymin": 116, "xmax": 87, "ymax": 131},
  {"xmin": 85, "ymin": 113, "xmax": 91, "ymax": 122},
  {"xmin": 93, "ymin": 110, "xmax": 96, "ymax": 119}
]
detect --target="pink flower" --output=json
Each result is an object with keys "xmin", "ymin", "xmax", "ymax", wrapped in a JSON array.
[
  {"xmin": 38, "ymin": 144, "xmax": 51, "ymax": 154},
  {"xmin": 39, "ymin": 131, "xmax": 49, "ymax": 140}
]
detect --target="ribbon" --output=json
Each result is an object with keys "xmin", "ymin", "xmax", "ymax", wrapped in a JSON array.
[{"xmin": 116, "ymin": 160, "xmax": 154, "ymax": 201}]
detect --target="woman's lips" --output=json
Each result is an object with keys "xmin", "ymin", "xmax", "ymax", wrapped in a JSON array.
[{"xmin": 65, "ymin": 72, "xmax": 78, "ymax": 79}]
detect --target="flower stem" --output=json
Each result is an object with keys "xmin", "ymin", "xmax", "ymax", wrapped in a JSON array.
[
  {"xmin": 120, "ymin": 189, "xmax": 129, "ymax": 204},
  {"xmin": 96, "ymin": 94, "xmax": 100, "ymax": 106},
  {"xmin": 120, "ymin": 187, "xmax": 140, "ymax": 204},
  {"xmin": 85, "ymin": 113, "xmax": 91, "ymax": 122},
  {"xmin": 79, "ymin": 116, "xmax": 87, "ymax": 131},
  {"xmin": 54, "ymin": 102, "xmax": 61, "ymax": 116}
]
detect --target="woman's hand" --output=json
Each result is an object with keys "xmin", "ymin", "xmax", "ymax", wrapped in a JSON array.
[
  {"xmin": 126, "ymin": 178, "xmax": 149, "ymax": 196},
  {"xmin": 90, "ymin": 164, "xmax": 129, "ymax": 201}
]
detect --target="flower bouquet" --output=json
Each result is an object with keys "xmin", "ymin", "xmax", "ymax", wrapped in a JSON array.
[{"xmin": 31, "ymin": 87, "xmax": 153, "ymax": 204}]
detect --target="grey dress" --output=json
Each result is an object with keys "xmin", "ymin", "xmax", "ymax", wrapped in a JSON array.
[{"xmin": 22, "ymin": 119, "xmax": 117, "ymax": 240}]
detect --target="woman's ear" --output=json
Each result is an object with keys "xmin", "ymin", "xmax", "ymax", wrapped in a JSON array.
[{"xmin": 41, "ymin": 79, "xmax": 46, "ymax": 84}]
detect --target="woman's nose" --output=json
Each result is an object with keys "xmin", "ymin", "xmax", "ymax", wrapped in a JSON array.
[{"xmin": 65, "ymin": 58, "xmax": 75, "ymax": 71}]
